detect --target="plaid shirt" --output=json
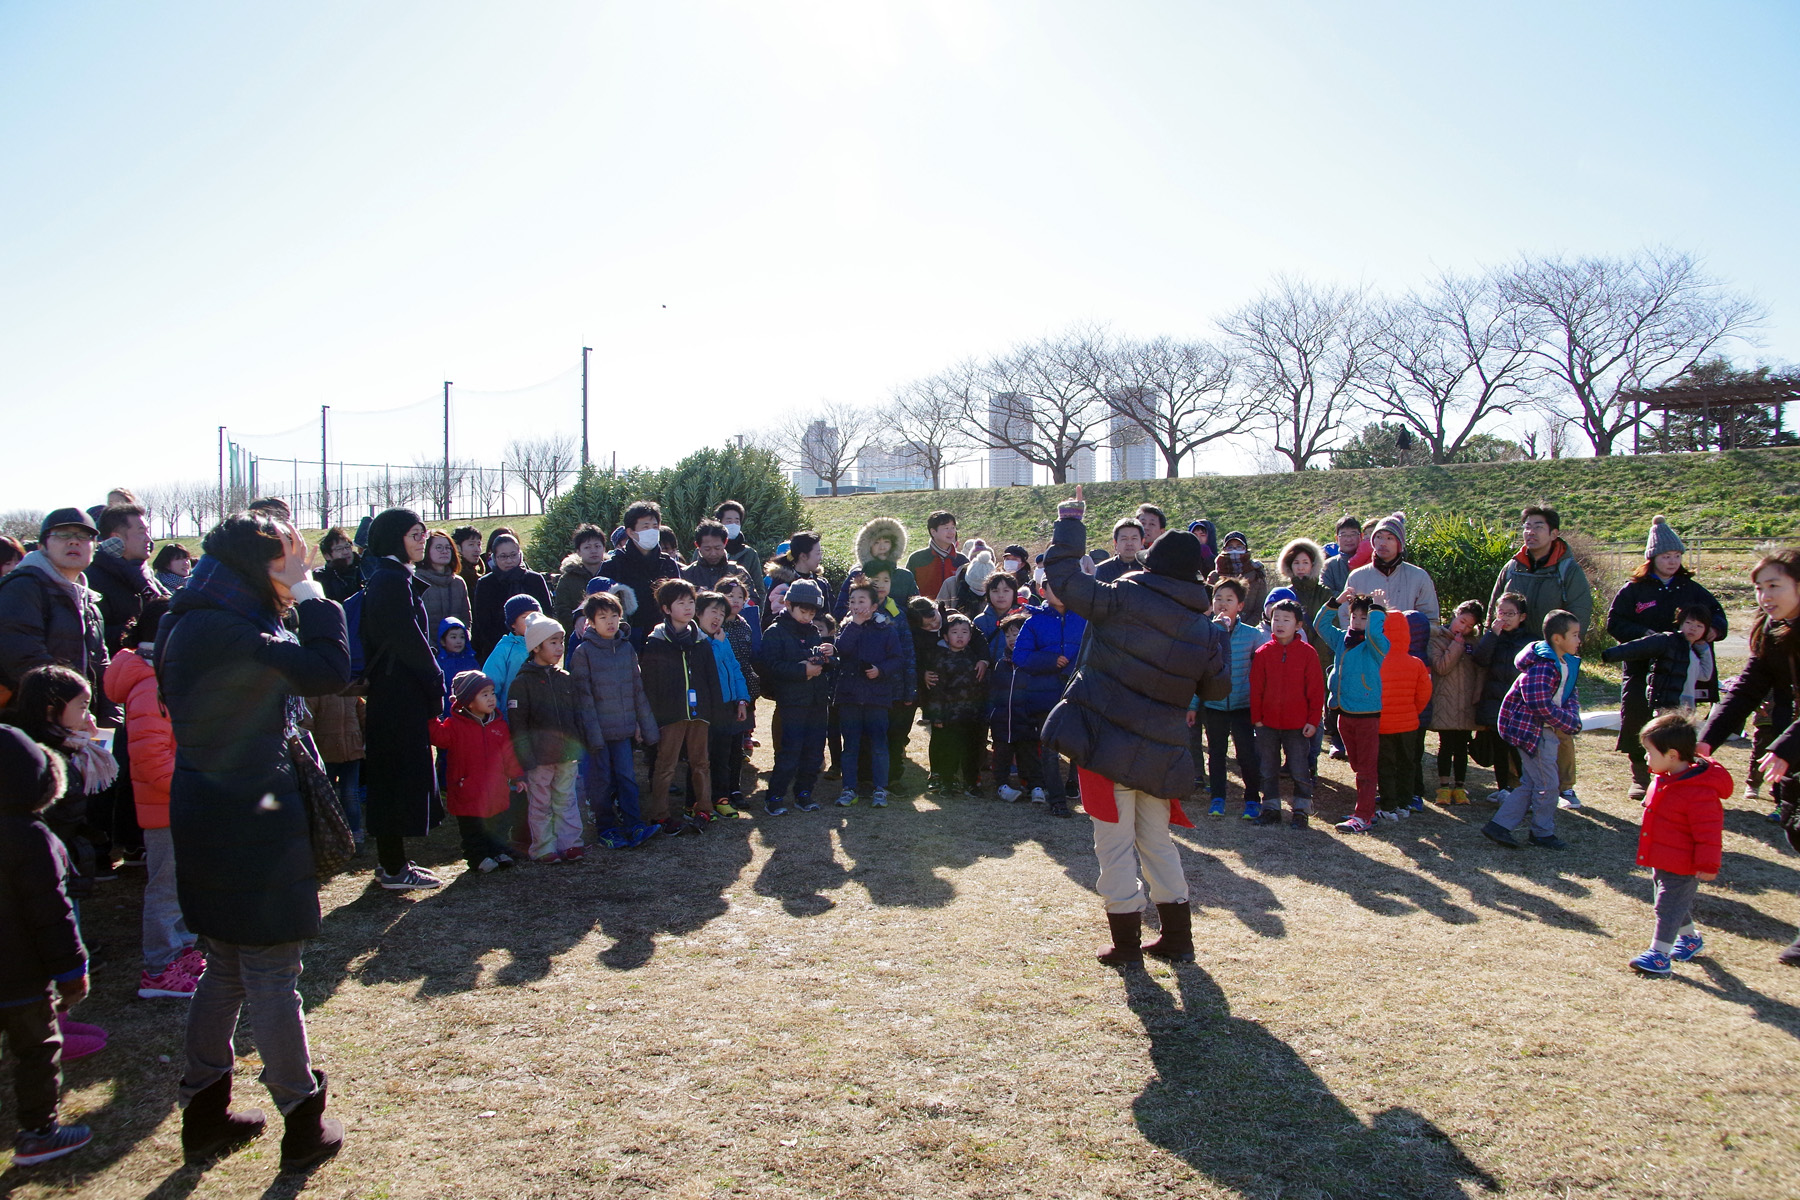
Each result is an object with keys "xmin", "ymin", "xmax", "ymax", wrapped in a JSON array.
[{"xmin": 1497, "ymin": 643, "xmax": 1583, "ymax": 754}]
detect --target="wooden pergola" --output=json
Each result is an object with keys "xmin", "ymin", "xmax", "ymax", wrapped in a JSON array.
[{"xmin": 1625, "ymin": 377, "xmax": 1800, "ymax": 451}]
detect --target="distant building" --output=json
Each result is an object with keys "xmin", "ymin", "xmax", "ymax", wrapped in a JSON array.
[
  {"xmin": 1110, "ymin": 408, "xmax": 1157, "ymax": 480},
  {"xmin": 988, "ymin": 393, "xmax": 1035, "ymax": 486},
  {"xmin": 1070, "ymin": 444, "xmax": 1097, "ymax": 484},
  {"xmin": 856, "ymin": 443, "xmax": 932, "ymax": 492}
]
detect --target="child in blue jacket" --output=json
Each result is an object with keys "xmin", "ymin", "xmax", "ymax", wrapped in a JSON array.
[
  {"xmin": 1199, "ymin": 579, "xmax": 1268, "ymax": 820},
  {"xmin": 1317, "ymin": 587, "xmax": 1391, "ymax": 832},
  {"xmin": 434, "ymin": 617, "xmax": 479, "ymax": 716},
  {"xmin": 697, "ymin": 591, "xmax": 752, "ymax": 816},
  {"xmin": 1012, "ymin": 580, "xmax": 1086, "ymax": 814},
  {"xmin": 831, "ymin": 582, "xmax": 905, "ymax": 807}
]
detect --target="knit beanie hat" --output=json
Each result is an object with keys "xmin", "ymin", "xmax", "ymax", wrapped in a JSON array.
[
  {"xmin": 1372, "ymin": 511, "xmax": 1406, "ymax": 554},
  {"xmin": 0, "ymin": 724, "xmax": 57, "ymax": 811},
  {"xmin": 1222, "ymin": 530, "xmax": 1250, "ymax": 550},
  {"xmin": 785, "ymin": 579, "xmax": 825, "ymax": 611},
  {"xmin": 1645, "ymin": 515, "xmax": 1685, "ymax": 560},
  {"xmin": 963, "ymin": 551, "xmax": 995, "ymax": 594},
  {"xmin": 522, "ymin": 612, "xmax": 563, "ymax": 653},
  {"xmin": 1265, "ymin": 586, "xmax": 1299, "ymax": 610},
  {"xmin": 503, "ymin": 594, "xmax": 543, "ymax": 627},
  {"xmin": 367, "ymin": 508, "xmax": 424, "ymax": 560},
  {"xmin": 451, "ymin": 670, "xmax": 495, "ymax": 707},
  {"xmin": 1145, "ymin": 530, "xmax": 1204, "ymax": 582}
]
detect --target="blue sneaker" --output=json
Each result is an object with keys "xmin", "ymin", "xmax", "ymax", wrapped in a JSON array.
[
  {"xmin": 1671, "ymin": 932, "xmax": 1704, "ymax": 962},
  {"xmin": 595, "ymin": 827, "xmax": 632, "ymax": 850},
  {"xmin": 1208, "ymin": 797, "xmax": 1226, "ymax": 818},
  {"xmin": 626, "ymin": 820, "xmax": 662, "ymax": 846},
  {"xmin": 1630, "ymin": 950, "xmax": 1672, "ymax": 977},
  {"xmin": 764, "ymin": 799, "xmax": 789, "ymax": 817},
  {"xmin": 794, "ymin": 792, "xmax": 821, "ymax": 812},
  {"xmin": 1409, "ymin": 794, "xmax": 1426, "ymax": 812},
  {"xmin": 1240, "ymin": 799, "xmax": 1262, "ymax": 821}
]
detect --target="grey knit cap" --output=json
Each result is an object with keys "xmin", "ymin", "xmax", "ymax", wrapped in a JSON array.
[{"xmin": 1645, "ymin": 515, "xmax": 1685, "ymax": 560}]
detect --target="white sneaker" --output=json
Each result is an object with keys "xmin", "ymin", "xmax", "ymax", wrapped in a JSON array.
[
  {"xmin": 1746, "ymin": 783, "xmax": 1763, "ymax": 801},
  {"xmin": 997, "ymin": 784, "xmax": 1024, "ymax": 803},
  {"xmin": 1374, "ymin": 809, "xmax": 1401, "ymax": 824},
  {"xmin": 376, "ymin": 863, "xmax": 443, "ymax": 891},
  {"xmin": 1558, "ymin": 790, "xmax": 1583, "ymax": 810},
  {"xmin": 1030, "ymin": 787, "xmax": 1047, "ymax": 804}
]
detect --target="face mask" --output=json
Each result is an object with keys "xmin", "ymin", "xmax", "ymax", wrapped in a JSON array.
[
  {"xmin": 723, "ymin": 522, "xmax": 742, "ymax": 540},
  {"xmin": 1034, "ymin": 567, "xmax": 1047, "ymax": 584},
  {"xmin": 635, "ymin": 528, "xmax": 660, "ymax": 550},
  {"xmin": 1002, "ymin": 558, "xmax": 1021, "ymax": 573}
]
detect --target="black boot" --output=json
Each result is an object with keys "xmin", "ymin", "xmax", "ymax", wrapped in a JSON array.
[
  {"xmin": 1143, "ymin": 901, "xmax": 1195, "ymax": 963},
  {"xmin": 181, "ymin": 1072, "xmax": 266, "ymax": 1164},
  {"xmin": 1096, "ymin": 911, "xmax": 1143, "ymax": 966},
  {"xmin": 279, "ymin": 1070, "xmax": 344, "ymax": 1174}
]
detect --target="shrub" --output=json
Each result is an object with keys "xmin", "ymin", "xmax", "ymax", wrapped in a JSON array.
[
  {"xmin": 1404, "ymin": 512, "xmax": 1516, "ymax": 618},
  {"xmin": 528, "ymin": 466, "xmax": 661, "ymax": 571}
]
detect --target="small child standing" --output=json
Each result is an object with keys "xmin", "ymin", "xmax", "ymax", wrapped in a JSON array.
[
  {"xmin": 991, "ymin": 611, "xmax": 1044, "ymax": 804},
  {"xmin": 1472, "ymin": 593, "xmax": 1532, "ymax": 802},
  {"xmin": 639, "ymin": 579, "xmax": 724, "ymax": 831},
  {"xmin": 482, "ymin": 594, "xmax": 544, "ymax": 713},
  {"xmin": 0, "ymin": 725, "xmax": 94, "ymax": 1165},
  {"xmin": 756, "ymin": 580, "xmax": 837, "ymax": 814},
  {"xmin": 1602, "ymin": 604, "xmax": 1719, "ymax": 715},
  {"xmin": 1317, "ymin": 590, "xmax": 1390, "ymax": 833},
  {"xmin": 508, "ymin": 614, "xmax": 587, "ymax": 863},
  {"xmin": 831, "ymin": 582, "xmax": 905, "ymax": 807},
  {"xmin": 569, "ymin": 591, "xmax": 660, "ymax": 849},
  {"xmin": 1629, "ymin": 711, "xmax": 1731, "ymax": 977},
  {"xmin": 697, "ymin": 591, "xmax": 753, "ymax": 815},
  {"xmin": 434, "ymin": 617, "xmax": 479, "ymax": 716},
  {"xmin": 1248, "ymin": 598, "xmax": 1324, "ymax": 828},
  {"xmin": 1375, "ymin": 610, "xmax": 1433, "ymax": 823},
  {"xmin": 921, "ymin": 612, "xmax": 987, "ymax": 797},
  {"xmin": 1201, "ymin": 579, "xmax": 1267, "ymax": 820},
  {"xmin": 429, "ymin": 671, "xmax": 522, "ymax": 873},
  {"xmin": 1485, "ymin": 609, "xmax": 1585, "ymax": 850},
  {"xmin": 1427, "ymin": 601, "xmax": 1484, "ymax": 804}
]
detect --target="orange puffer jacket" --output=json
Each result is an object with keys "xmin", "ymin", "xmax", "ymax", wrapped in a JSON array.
[
  {"xmin": 1378, "ymin": 611, "xmax": 1433, "ymax": 735},
  {"xmin": 101, "ymin": 649, "xmax": 175, "ymax": 829}
]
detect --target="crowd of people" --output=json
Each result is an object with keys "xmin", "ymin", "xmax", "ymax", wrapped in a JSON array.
[{"xmin": 0, "ymin": 484, "xmax": 1795, "ymax": 1174}]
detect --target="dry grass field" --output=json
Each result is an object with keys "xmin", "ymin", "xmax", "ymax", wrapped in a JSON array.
[{"xmin": 5, "ymin": 708, "xmax": 1798, "ymax": 1200}]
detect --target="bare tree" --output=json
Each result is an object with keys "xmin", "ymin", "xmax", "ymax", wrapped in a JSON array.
[
  {"xmin": 1078, "ymin": 334, "xmax": 1249, "ymax": 478},
  {"xmin": 1, "ymin": 508, "xmax": 43, "ymax": 543},
  {"xmin": 505, "ymin": 435, "xmax": 579, "ymax": 514},
  {"xmin": 1359, "ymin": 270, "xmax": 1536, "ymax": 464},
  {"xmin": 1221, "ymin": 277, "xmax": 1376, "ymax": 471},
  {"xmin": 890, "ymin": 372, "xmax": 973, "ymax": 489},
  {"xmin": 765, "ymin": 401, "xmax": 877, "ymax": 497},
  {"xmin": 961, "ymin": 330, "xmax": 1111, "ymax": 484},
  {"xmin": 1502, "ymin": 250, "xmax": 1762, "ymax": 456}
]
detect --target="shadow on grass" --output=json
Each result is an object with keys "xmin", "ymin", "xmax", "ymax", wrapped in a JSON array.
[
  {"xmin": 1125, "ymin": 964, "xmax": 1499, "ymax": 1198},
  {"xmin": 1675, "ymin": 958, "xmax": 1800, "ymax": 1044}
]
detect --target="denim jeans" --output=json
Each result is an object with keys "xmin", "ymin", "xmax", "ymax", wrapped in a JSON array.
[
  {"xmin": 180, "ymin": 939, "xmax": 319, "ymax": 1116},
  {"xmin": 325, "ymin": 759, "xmax": 364, "ymax": 839},
  {"xmin": 836, "ymin": 704, "xmax": 890, "ymax": 797},
  {"xmin": 769, "ymin": 704, "xmax": 829, "ymax": 799},
  {"xmin": 1201, "ymin": 707, "xmax": 1259, "ymax": 805},
  {"xmin": 141, "ymin": 826, "xmax": 195, "ymax": 971},
  {"xmin": 1254, "ymin": 726, "xmax": 1314, "ymax": 813},
  {"xmin": 582, "ymin": 738, "xmax": 642, "ymax": 831}
]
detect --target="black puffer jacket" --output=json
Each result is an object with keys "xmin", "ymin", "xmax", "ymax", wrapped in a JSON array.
[
  {"xmin": 0, "ymin": 554, "xmax": 114, "ymax": 721},
  {"xmin": 1040, "ymin": 517, "xmax": 1228, "ymax": 799},
  {"xmin": 1606, "ymin": 569, "xmax": 1728, "ymax": 694},
  {"xmin": 87, "ymin": 545, "xmax": 168, "ymax": 655},
  {"xmin": 0, "ymin": 794, "xmax": 85, "ymax": 1004},
  {"xmin": 757, "ymin": 612, "xmax": 834, "ymax": 708},
  {"xmin": 159, "ymin": 573, "xmax": 350, "ymax": 945},
  {"xmin": 1471, "ymin": 626, "xmax": 1533, "ymax": 727},
  {"xmin": 602, "ymin": 544, "xmax": 686, "ymax": 647},
  {"xmin": 1702, "ymin": 621, "xmax": 1800, "ymax": 787},
  {"xmin": 471, "ymin": 565, "xmax": 551, "ymax": 661}
]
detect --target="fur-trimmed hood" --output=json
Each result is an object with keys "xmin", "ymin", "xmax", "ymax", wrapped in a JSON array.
[
  {"xmin": 856, "ymin": 517, "xmax": 908, "ymax": 567},
  {"xmin": 1278, "ymin": 537, "xmax": 1325, "ymax": 583}
]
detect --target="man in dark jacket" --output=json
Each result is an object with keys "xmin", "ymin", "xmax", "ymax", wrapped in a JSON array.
[
  {"xmin": 1042, "ymin": 486, "xmax": 1228, "ymax": 968},
  {"xmin": 88, "ymin": 505, "xmax": 169, "ymax": 655},
  {"xmin": 714, "ymin": 501, "xmax": 766, "ymax": 606},
  {"xmin": 549, "ymin": 524, "xmax": 612, "ymax": 634},
  {"xmin": 602, "ymin": 501, "xmax": 685, "ymax": 648},
  {"xmin": 312, "ymin": 528, "xmax": 363, "ymax": 605},
  {"xmin": 0, "ymin": 509, "xmax": 117, "ymax": 724}
]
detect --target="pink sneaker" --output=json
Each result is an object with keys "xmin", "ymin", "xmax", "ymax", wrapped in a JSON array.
[
  {"xmin": 58, "ymin": 1016, "xmax": 107, "ymax": 1039},
  {"xmin": 172, "ymin": 945, "xmax": 208, "ymax": 979},
  {"xmin": 56, "ymin": 1015, "xmax": 107, "ymax": 1061},
  {"xmin": 139, "ymin": 959, "xmax": 200, "ymax": 999}
]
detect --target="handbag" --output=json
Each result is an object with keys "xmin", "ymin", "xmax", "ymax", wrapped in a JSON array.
[{"xmin": 288, "ymin": 733, "xmax": 356, "ymax": 878}]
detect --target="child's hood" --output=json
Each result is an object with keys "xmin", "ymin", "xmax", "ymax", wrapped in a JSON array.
[
  {"xmin": 1382, "ymin": 611, "xmax": 1412, "ymax": 644},
  {"xmin": 1665, "ymin": 756, "xmax": 1734, "ymax": 801},
  {"xmin": 856, "ymin": 516, "xmax": 908, "ymax": 565},
  {"xmin": 1516, "ymin": 641, "xmax": 1554, "ymax": 671},
  {"xmin": 437, "ymin": 616, "xmax": 470, "ymax": 645}
]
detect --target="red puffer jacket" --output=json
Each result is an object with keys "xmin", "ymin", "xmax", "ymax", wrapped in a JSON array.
[
  {"xmin": 1637, "ymin": 757, "xmax": 1731, "ymax": 875},
  {"xmin": 102, "ymin": 648, "xmax": 174, "ymax": 830},
  {"xmin": 1248, "ymin": 636, "xmax": 1324, "ymax": 731},
  {"xmin": 429, "ymin": 707, "xmax": 524, "ymax": 819},
  {"xmin": 1377, "ymin": 612, "xmax": 1433, "ymax": 735}
]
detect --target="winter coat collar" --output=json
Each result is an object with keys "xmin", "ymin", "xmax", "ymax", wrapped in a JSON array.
[
  {"xmin": 1513, "ymin": 538, "xmax": 1571, "ymax": 571},
  {"xmin": 175, "ymin": 555, "xmax": 282, "ymax": 635},
  {"xmin": 17, "ymin": 549, "xmax": 92, "ymax": 604}
]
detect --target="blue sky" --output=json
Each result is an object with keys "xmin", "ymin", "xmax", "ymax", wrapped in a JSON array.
[{"xmin": 3, "ymin": 1, "xmax": 1796, "ymax": 508}]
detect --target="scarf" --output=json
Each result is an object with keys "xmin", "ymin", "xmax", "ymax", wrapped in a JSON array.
[{"xmin": 56, "ymin": 726, "xmax": 119, "ymax": 795}]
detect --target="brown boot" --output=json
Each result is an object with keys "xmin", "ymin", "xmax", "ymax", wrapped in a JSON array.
[
  {"xmin": 279, "ymin": 1070, "xmax": 344, "ymax": 1174},
  {"xmin": 181, "ymin": 1073, "xmax": 266, "ymax": 1164},
  {"xmin": 1143, "ymin": 901, "xmax": 1196, "ymax": 963},
  {"xmin": 1096, "ymin": 911, "xmax": 1143, "ymax": 966}
]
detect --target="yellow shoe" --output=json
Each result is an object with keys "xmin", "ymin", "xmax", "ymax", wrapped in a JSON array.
[
  {"xmin": 1451, "ymin": 787, "xmax": 1469, "ymax": 805},
  {"xmin": 1435, "ymin": 786, "xmax": 1454, "ymax": 806}
]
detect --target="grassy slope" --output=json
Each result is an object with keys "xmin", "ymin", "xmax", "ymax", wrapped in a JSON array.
[{"xmin": 800, "ymin": 448, "xmax": 1800, "ymax": 556}]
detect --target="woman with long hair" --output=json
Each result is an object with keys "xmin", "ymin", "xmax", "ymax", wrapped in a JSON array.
[
  {"xmin": 158, "ymin": 511, "xmax": 351, "ymax": 1170},
  {"xmin": 359, "ymin": 508, "xmax": 446, "ymax": 890},
  {"xmin": 1698, "ymin": 547, "xmax": 1800, "ymax": 965}
]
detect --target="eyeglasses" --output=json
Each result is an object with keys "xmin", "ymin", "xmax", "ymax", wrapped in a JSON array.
[{"xmin": 48, "ymin": 530, "xmax": 96, "ymax": 543}]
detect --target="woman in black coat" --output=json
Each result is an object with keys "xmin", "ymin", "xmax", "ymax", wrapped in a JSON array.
[
  {"xmin": 1606, "ymin": 517, "xmax": 1728, "ymax": 797},
  {"xmin": 159, "ymin": 512, "xmax": 350, "ymax": 1169},
  {"xmin": 359, "ymin": 508, "xmax": 445, "ymax": 889},
  {"xmin": 1041, "ymin": 486, "xmax": 1228, "ymax": 969},
  {"xmin": 471, "ymin": 534, "xmax": 551, "ymax": 660}
]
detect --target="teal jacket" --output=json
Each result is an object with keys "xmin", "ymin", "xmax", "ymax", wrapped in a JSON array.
[
  {"xmin": 481, "ymin": 632, "xmax": 530, "ymax": 713},
  {"xmin": 1203, "ymin": 616, "xmax": 1268, "ymax": 712},
  {"xmin": 1316, "ymin": 605, "xmax": 1389, "ymax": 715}
]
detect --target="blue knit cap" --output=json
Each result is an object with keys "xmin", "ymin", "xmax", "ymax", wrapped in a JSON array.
[{"xmin": 503, "ymin": 594, "xmax": 543, "ymax": 626}]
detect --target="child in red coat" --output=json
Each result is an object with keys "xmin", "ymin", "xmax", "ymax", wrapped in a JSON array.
[
  {"xmin": 1630, "ymin": 711, "xmax": 1731, "ymax": 977},
  {"xmin": 428, "ymin": 671, "xmax": 524, "ymax": 874},
  {"xmin": 1375, "ymin": 608, "xmax": 1432, "ymax": 822},
  {"xmin": 1248, "ymin": 599, "xmax": 1324, "ymax": 828}
]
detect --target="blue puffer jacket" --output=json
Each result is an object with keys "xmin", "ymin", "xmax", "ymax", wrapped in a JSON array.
[
  {"xmin": 1316, "ymin": 605, "xmax": 1390, "ymax": 715},
  {"xmin": 1204, "ymin": 617, "xmax": 1268, "ymax": 712},
  {"xmin": 1013, "ymin": 606, "xmax": 1087, "ymax": 714},
  {"xmin": 832, "ymin": 613, "xmax": 905, "ymax": 707}
]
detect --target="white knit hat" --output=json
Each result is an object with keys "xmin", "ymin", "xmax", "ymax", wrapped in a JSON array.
[{"xmin": 522, "ymin": 612, "xmax": 564, "ymax": 653}]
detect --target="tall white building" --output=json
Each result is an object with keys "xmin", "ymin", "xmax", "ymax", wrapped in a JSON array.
[
  {"xmin": 856, "ymin": 444, "xmax": 932, "ymax": 492},
  {"xmin": 987, "ymin": 392, "xmax": 1034, "ymax": 486},
  {"xmin": 1070, "ymin": 444, "xmax": 1097, "ymax": 483},
  {"xmin": 790, "ymin": 418, "xmax": 831, "ymax": 494},
  {"xmin": 1110, "ymin": 409, "xmax": 1158, "ymax": 480}
]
